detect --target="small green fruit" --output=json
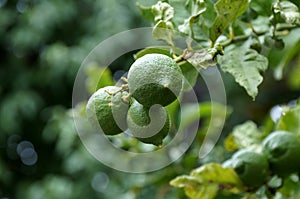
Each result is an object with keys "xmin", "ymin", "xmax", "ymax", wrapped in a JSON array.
[
  {"xmin": 127, "ymin": 53, "xmax": 183, "ymax": 107},
  {"xmin": 230, "ymin": 150, "xmax": 269, "ymax": 188},
  {"xmin": 262, "ymin": 131, "xmax": 300, "ymax": 177},
  {"xmin": 86, "ymin": 86, "xmax": 129, "ymax": 135},
  {"xmin": 127, "ymin": 100, "xmax": 170, "ymax": 146}
]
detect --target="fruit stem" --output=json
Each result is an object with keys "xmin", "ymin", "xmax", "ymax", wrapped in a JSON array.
[
  {"xmin": 121, "ymin": 93, "xmax": 131, "ymax": 104},
  {"xmin": 173, "ymin": 50, "xmax": 188, "ymax": 63},
  {"xmin": 104, "ymin": 84, "xmax": 129, "ymax": 96},
  {"xmin": 121, "ymin": 76, "xmax": 128, "ymax": 83}
]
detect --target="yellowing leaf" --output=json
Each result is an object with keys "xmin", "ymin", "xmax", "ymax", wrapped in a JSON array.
[
  {"xmin": 228, "ymin": 121, "xmax": 266, "ymax": 151},
  {"xmin": 170, "ymin": 163, "xmax": 244, "ymax": 199}
]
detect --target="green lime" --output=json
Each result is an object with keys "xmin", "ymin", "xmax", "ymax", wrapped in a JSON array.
[
  {"xmin": 127, "ymin": 100, "xmax": 170, "ymax": 146},
  {"xmin": 86, "ymin": 86, "xmax": 129, "ymax": 135},
  {"xmin": 262, "ymin": 131, "xmax": 300, "ymax": 177},
  {"xmin": 127, "ymin": 53, "xmax": 183, "ymax": 107},
  {"xmin": 230, "ymin": 150, "xmax": 269, "ymax": 188}
]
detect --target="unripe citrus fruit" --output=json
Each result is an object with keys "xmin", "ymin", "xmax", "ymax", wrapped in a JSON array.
[
  {"xmin": 127, "ymin": 53, "xmax": 183, "ymax": 107},
  {"xmin": 262, "ymin": 131, "xmax": 300, "ymax": 177},
  {"xmin": 127, "ymin": 100, "xmax": 170, "ymax": 146},
  {"xmin": 86, "ymin": 86, "xmax": 129, "ymax": 135},
  {"xmin": 230, "ymin": 150, "xmax": 269, "ymax": 188}
]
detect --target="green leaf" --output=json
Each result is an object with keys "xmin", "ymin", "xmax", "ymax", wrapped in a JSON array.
[
  {"xmin": 180, "ymin": 61, "xmax": 199, "ymax": 91},
  {"xmin": 168, "ymin": 0, "xmax": 192, "ymax": 28},
  {"xmin": 178, "ymin": 0, "xmax": 207, "ymax": 36},
  {"xmin": 277, "ymin": 176, "xmax": 300, "ymax": 198},
  {"xmin": 225, "ymin": 121, "xmax": 265, "ymax": 151},
  {"xmin": 180, "ymin": 102, "xmax": 231, "ymax": 131},
  {"xmin": 152, "ymin": 20, "xmax": 175, "ymax": 46},
  {"xmin": 218, "ymin": 46, "xmax": 268, "ymax": 99},
  {"xmin": 136, "ymin": 1, "xmax": 174, "ymax": 23},
  {"xmin": 250, "ymin": 0, "xmax": 273, "ymax": 17},
  {"xmin": 210, "ymin": 0, "xmax": 249, "ymax": 42},
  {"xmin": 276, "ymin": 105, "xmax": 300, "ymax": 134},
  {"xmin": 152, "ymin": 1, "xmax": 174, "ymax": 23},
  {"xmin": 136, "ymin": 3, "xmax": 155, "ymax": 22},
  {"xmin": 251, "ymin": 16, "xmax": 270, "ymax": 33},
  {"xmin": 165, "ymin": 99, "xmax": 180, "ymax": 130},
  {"xmin": 269, "ymin": 28, "xmax": 300, "ymax": 80},
  {"xmin": 134, "ymin": 46, "xmax": 172, "ymax": 59},
  {"xmin": 85, "ymin": 63, "xmax": 114, "ymax": 94},
  {"xmin": 288, "ymin": 55, "xmax": 300, "ymax": 89},
  {"xmin": 170, "ymin": 163, "xmax": 244, "ymax": 199},
  {"xmin": 193, "ymin": 0, "xmax": 216, "ymax": 41},
  {"xmin": 273, "ymin": 1, "xmax": 300, "ymax": 25}
]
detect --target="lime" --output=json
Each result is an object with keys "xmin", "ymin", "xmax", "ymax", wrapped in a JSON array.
[
  {"xmin": 86, "ymin": 86, "xmax": 129, "ymax": 135},
  {"xmin": 262, "ymin": 131, "xmax": 300, "ymax": 177},
  {"xmin": 230, "ymin": 150, "xmax": 269, "ymax": 188},
  {"xmin": 127, "ymin": 53, "xmax": 183, "ymax": 107},
  {"xmin": 127, "ymin": 100, "xmax": 170, "ymax": 146}
]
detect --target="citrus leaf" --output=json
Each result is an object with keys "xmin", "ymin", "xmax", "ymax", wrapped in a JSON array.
[
  {"xmin": 152, "ymin": 20, "xmax": 175, "ymax": 46},
  {"xmin": 269, "ymin": 28, "xmax": 300, "ymax": 80},
  {"xmin": 277, "ymin": 104, "xmax": 300, "ymax": 134},
  {"xmin": 190, "ymin": 163, "xmax": 243, "ymax": 192},
  {"xmin": 134, "ymin": 46, "xmax": 172, "ymax": 59},
  {"xmin": 168, "ymin": 0, "xmax": 193, "ymax": 28},
  {"xmin": 288, "ymin": 55, "xmax": 300, "ymax": 89},
  {"xmin": 152, "ymin": 1, "xmax": 174, "ymax": 23},
  {"xmin": 273, "ymin": 1, "xmax": 300, "ymax": 25},
  {"xmin": 226, "ymin": 121, "xmax": 265, "ymax": 151},
  {"xmin": 277, "ymin": 176, "xmax": 300, "ymax": 198},
  {"xmin": 170, "ymin": 163, "xmax": 244, "ymax": 199},
  {"xmin": 180, "ymin": 61, "xmax": 199, "ymax": 91},
  {"xmin": 136, "ymin": 3, "xmax": 154, "ymax": 22},
  {"xmin": 85, "ymin": 63, "xmax": 114, "ymax": 94},
  {"xmin": 180, "ymin": 102, "xmax": 231, "ymax": 131},
  {"xmin": 210, "ymin": 0, "xmax": 249, "ymax": 42},
  {"xmin": 218, "ymin": 46, "xmax": 268, "ymax": 99},
  {"xmin": 178, "ymin": 0, "xmax": 207, "ymax": 36}
]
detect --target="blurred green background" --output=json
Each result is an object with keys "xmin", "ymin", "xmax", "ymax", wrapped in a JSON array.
[{"xmin": 0, "ymin": 0, "xmax": 299, "ymax": 199}]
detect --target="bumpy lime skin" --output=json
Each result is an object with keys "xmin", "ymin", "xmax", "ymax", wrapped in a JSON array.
[
  {"xmin": 127, "ymin": 100, "xmax": 170, "ymax": 146},
  {"xmin": 262, "ymin": 131, "xmax": 300, "ymax": 177},
  {"xmin": 86, "ymin": 86, "xmax": 128, "ymax": 135},
  {"xmin": 128, "ymin": 53, "xmax": 183, "ymax": 107},
  {"xmin": 231, "ymin": 150, "xmax": 269, "ymax": 188}
]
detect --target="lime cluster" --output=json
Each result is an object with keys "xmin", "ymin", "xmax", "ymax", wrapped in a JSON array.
[
  {"xmin": 224, "ymin": 130, "xmax": 300, "ymax": 189},
  {"xmin": 86, "ymin": 53, "xmax": 184, "ymax": 146}
]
